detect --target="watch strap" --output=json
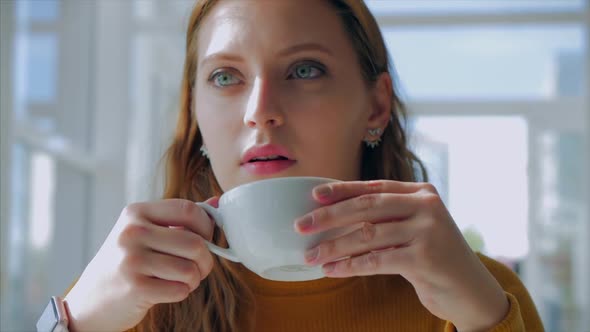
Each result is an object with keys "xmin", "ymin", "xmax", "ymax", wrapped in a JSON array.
[{"xmin": 36, "ymin": 296, "xmax": 70, "ymax": 332}]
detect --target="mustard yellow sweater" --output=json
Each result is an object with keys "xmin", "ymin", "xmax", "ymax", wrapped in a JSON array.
[
  {"xmin": 231, "ymin": 253, "xmax": 544, "ymax": 332},
  {"xmin": 97, "ymin": 253, "xmax": 541, "ymax": 331}
]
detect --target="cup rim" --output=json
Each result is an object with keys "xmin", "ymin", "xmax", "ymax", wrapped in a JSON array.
[{"xmin": 220, "ymin": 176, "xmax": 340, "ymax": 201}]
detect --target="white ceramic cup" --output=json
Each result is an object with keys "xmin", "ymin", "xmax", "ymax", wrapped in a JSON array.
[{"xmin": 196, "ymin": 176, "xmax": 343, "ymax": 282}]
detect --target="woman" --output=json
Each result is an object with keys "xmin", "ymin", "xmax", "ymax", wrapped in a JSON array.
[{"xmin": 62, "ymin": 0, "xmax": 544, "ymax": 331}]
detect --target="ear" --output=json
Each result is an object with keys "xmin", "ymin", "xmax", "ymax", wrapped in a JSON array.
[{"xmin": 367, "ymin": 72, "xmax": 393, "ymax": 130}]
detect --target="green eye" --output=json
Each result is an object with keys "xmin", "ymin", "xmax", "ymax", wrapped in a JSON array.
[
  {"xmin": 292, "ymin": 63, "xmax": 324, "ymax": 79},
  {"xmin": 211, "ymin": 72, "xmax": 240, "ymax": 87}
]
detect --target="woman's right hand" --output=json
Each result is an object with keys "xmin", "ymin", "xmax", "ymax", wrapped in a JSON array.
[{"xmin": 64, "ymin": 198, "xmax": 219, "ymax": 332}]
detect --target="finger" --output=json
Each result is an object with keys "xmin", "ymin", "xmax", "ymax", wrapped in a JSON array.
[
  {"xmin": 304, "ymin": 220, "xmax": 415, "ymax": 266},
  {"xmin": 134, "ymin": 275, "xmax": 191, "ymax": 305},
  {"xmin": 312, "ymin": 180, "xmax": 422, "ymax": 204},
  {"xmin": 294, "ymin": 193, "xmax": 417, "ymax": 234},
  {"xmin": 134, "ymin": 223, "xmax": 214, "ymax": 275},
  {"xmin": 124, "ymin": 198, "xmax": 217, "ymax": 238},
  {"xmin": 322, "ymin": 246, "xmax": 413, "ymax": 278},
  {"xmin": 128, "ymin": 250, "xmax": 202, "ymax": 291}
]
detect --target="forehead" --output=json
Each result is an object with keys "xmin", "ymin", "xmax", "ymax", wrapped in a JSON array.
[{"xmin": 197, "ymin": 0, "xmax": 353, "ymax": 60}]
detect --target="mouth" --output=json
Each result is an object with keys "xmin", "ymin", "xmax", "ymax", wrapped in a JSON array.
[
  {"xmin": 247, "ymin": 155, "xmax": 291, "ymax": 163},
  {"xmin": 240, "ymin": 144, "xmax": 297, "ymax": 175},
  {"xmin": 240, "ymin": 144, "xmax": 295, "ymax": 165},
  {"xmin": 242, "ymin": 157, "xmax": 297, "ymax": 176}
]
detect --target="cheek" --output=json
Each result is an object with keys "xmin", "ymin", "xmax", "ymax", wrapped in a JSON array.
[
  {"xmin": 195, "ymin": 90, "xmax": 241, "ymax": 138},
  {"xmin": 199, "ymin": 116, "xmax": 238, "ymax": 156},
  {"xmin": 298, "ymin": 121, "xmax": 363, "ymax": 180},
  {"xmin": 195, "ymin": 102, "xmax": 240, "ymax": 178},
  {"xmin": 294, "ymin": 105, "xmax": 364, "ymax": 159},
  {"xmin": 293, "ymin": 95, "xmax": 366, "ymax": 139},
  {"xmin": 292, "ymin": 91, "xmax": 366, "ymax": 163}
]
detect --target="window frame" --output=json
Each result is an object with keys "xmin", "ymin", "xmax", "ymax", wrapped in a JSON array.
[
  {"xmin": 0, "ymin": 1, "xmax": 15, "ymax": 329},
  {"xmin": 1, "ymin": 1, "xmax": 132, "ymax": 330}
]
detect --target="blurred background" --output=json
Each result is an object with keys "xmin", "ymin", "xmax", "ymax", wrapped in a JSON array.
[{"xmin": 0, "ymin": 0, "xmax": 588, "ymax": 331}]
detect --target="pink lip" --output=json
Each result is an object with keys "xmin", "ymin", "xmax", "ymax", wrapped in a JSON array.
[
  {"xmin": 240, "ymin": 144, "xmax": 295, "ymax": 164},
  {"xmin": 242, "ymin": 159, "xmax": 297, "ymax": 175},
  {"xmin": 240, "ymin": 144, "xmax": 296, "ymax": 175}
]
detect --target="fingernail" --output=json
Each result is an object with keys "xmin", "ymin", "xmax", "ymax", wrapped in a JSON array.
[
  {"xmin": 314, "ymin": 185, "xmax": 332, "ymax": 199},
  {"xmin": 295, "ymin": 215, "xmax": 314, "ymax": 232},
  {"xmin": 305, "ymin": 247, "xmax": 319, "ymax": 263}
]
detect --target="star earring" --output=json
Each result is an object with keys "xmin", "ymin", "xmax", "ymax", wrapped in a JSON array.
[
  {"xmin": 200, "ymin": 145, "xmax": 209, "ymax": 158},
  {"xmin": 364, "ymin": 128, "xmax": 382, "ymax": 149}
]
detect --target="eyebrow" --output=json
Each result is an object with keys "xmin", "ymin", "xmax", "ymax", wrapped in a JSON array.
[
  {"xmin": 199, "ymin": 53, "xmax": 243, "ymax": 68},
  {"xmin": 277, "ymin": 42, "xmax": 334, "ymax": 57},
  {"xmin": 199, "ymin": 42, "xmax": 334, "ymax": 68}
]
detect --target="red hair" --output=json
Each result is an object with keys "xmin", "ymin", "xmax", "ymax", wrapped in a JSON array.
[{"xmin": 137, "ymin": 1, "xmax": 426, "ymax": 331}]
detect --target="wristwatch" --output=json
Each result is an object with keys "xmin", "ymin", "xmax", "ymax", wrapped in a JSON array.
[{"xmin": 36, "ymin": 296, "xmax": 70, "ymax": 332}]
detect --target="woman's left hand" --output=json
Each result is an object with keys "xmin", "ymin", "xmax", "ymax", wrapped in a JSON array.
[{"xmin": 294, "ymin": 180, "xmax": 509, "ymax": 332}]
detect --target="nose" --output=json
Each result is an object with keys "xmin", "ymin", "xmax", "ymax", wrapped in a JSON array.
[{"xmin": 243, "ymin": 77, "xmax": 285, "ymax": 129}]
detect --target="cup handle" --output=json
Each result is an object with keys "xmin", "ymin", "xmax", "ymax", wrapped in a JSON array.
[{"xmin": 195, "ymin": 202, "xmax": 241, "ymax": 262}]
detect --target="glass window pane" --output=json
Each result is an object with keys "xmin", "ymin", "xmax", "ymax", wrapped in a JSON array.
[
  {"xmin": 133, "ymin": 0, "xmax": 155, "ymax": 20},
  {"xmin": 5, "ymin": 144, "xmax": 43, "ymax": 332},
  {"xmin": 15, "ymin": 33, "xmax": 59, "ymax": 109},
  {"xmin": 384, "ymin": 25, "xmax": 585, "ymax": 101},
  {"xmin": 411, "ymin": 116, "xmax": 529, "ymax": 259},
  {"xmin": 367, "ymin": 0, "xmax": 585, "ymax": 15},
  {"xmin": 411, "ymin": 115, "xmax": 589, "ymax": 331},
  {"xmin": 4, "ymin": 144, "xmax": 30, "ymax": 331},
  {"xmin": 4, "ymin": 143, "xmax": 90, "ymax": 332},
  {"xmin": 535, "ymin": 130, "xmax": 587, "ymax": 331},
  {"xmin": 29, "ymin": 152, "xmax": 56, "ymax": 250},
  {"xmin": 14, "ymin": 18, "xmax": 93, "ymax": 152},
  {"xmin": 16, "ymin": 0, "xmax": 60, "ymax": 23},
  {"xmin": 133, "ymin": 0, "xmax": 193, "ymax": 22}
]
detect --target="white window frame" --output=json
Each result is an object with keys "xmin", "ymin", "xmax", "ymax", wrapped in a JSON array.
[
  {"xmin": 0, "ymin": 2, "xmax": 15, "ymax": 329},
  {"xmin": 1, "ymin": 2, "xmax": 132, "ymax": 330},
  {"xmin": 7, "ymin": 1, "xmax": 133, "ymax": 263},
  {"xmin": 86, "ymin": 0, "xmax": 133, "ymax": 256}
]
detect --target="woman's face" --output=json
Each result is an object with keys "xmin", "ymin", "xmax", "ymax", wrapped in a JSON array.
[{"xmin": 195, "ymin": 0, "xmax": 390, "ymax": 192}]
